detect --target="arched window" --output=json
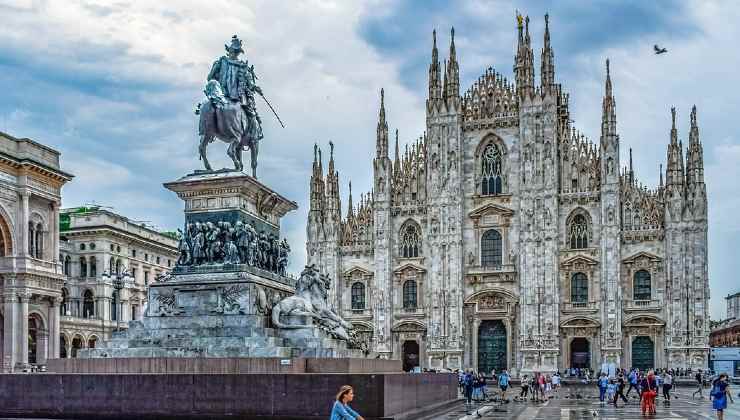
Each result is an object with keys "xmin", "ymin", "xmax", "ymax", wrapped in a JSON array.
[
  {"xmin": 34, "ymin": 223, "xmax": 43, "ymax": 259},
  {"xmin": 115, "ymin": 259, "xmax": 122, "ymax": 275},
  {"xmin": 111, "ymin": 290, "xmax": 118, "ymax": 321},
  {"xmin": 83, "ymin": 290, "xmax": 95, "ymax": 319},
  {"xmin": 569, "ymin": 214, "xmax": 589, "ymax": 249},
  {"xmin": 64, "ymin": 256, "xmax": 71, "ymax": 276},
  {"xmin": 28, "ymin": 222, "xmax": 35, "ymax": 255},
  {"xmin": 60, "ymin": 288, "xmax": 69, "ymax": 316},
  {"xmin": 79, "ymin": 257, "xmax": 87, "ymax": 278},
  {"xmin": 400, "ymin": 223, "xmax": 421, "ymax": 258},
  {"xmin": 571, "ymin": 272, "xmax": 588, "ymax": 303},
  {"xmin": 80, "ymin": 243, "xmax": 86, "ymax": 251},
  {"xmin": 403, "ymin": 280, "xmax": 417, "ymax": 309},
  {"xmin": 88, "ymin": 336, "xmax": 97, "ymax": 349},
  {"xmin": 89, "ymin": 257, "xmax": 97, "ymax": 277},
  {"xmin": 481, "ymin": 143, "xmax": 503, "ymax": 196},
  {"xmin": 633, "ymin": 270, "xmax": 651, "ymax": 301},
  {"xmin": 28, "ymin": 316, "xmax": 38, "ymax": 364},
  {"xmin": 481, "ymin": 229, "xmax": 503, "ymax": 267},
  {"xmin": 109, "ymin": 257, "xmax": 115, "ymax": 273},
  {"xmin": 351, "ymin": 282, "xmax": 365, "ymax": 310}
]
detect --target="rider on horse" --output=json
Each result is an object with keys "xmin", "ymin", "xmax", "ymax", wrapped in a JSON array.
[{"xmin": 208, "ymin": 35, "xmax": 264, "ymax": 144}]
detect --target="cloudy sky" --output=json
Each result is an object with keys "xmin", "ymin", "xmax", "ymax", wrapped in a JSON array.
[{"xmin": 0, "ymin": 0, "xmax": 737, "ymax": 319}]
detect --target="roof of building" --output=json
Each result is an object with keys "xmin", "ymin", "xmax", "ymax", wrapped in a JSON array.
[
  {"xmin": 0, "ymin": 131, "xmax": 73, "ymax": 180},
  {"xmin": 60, "ymin": 206, "xmax": 178, "ymax": 249}
]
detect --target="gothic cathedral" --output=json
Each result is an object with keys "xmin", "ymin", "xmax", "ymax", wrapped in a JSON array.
[{"xmin": 306, "ymin": 15, "xmax": 709, "ymax": 375}]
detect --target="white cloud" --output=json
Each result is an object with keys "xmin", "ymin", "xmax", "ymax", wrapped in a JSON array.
[{"xmin": 0, "ymin": 1, "xmax": 737, "ymax": 317}]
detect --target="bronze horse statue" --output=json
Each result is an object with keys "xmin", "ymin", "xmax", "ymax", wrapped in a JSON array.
[{"xmin": 197, "ymin": 80, "xmax": 259, "ymax": 177}]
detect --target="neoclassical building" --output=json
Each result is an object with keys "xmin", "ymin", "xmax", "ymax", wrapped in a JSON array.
[
  {"xmin": 58, "ymin": 207, "xmax": 178, "ymax": 357},
  {"xmin": 0, "ymin": 131, "xmax": 73, "ymax": 372},
  {"xmin": 306, "ymin": 15, "xmax": 710, "ymax": 374}
]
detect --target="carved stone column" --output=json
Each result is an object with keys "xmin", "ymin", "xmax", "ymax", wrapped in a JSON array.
[
  {"xmin": 19, "ymin": 191, "xmax": 29, "ymax": 256},
  {"xmin": 48, "ymin": 297, "xmax": 61, "ymax": 359},
  {"xmin": 2, "ymin": 291, "xmax": 17, "ymax": 372},
  {"xmin": 17, "ymin": 292, "xmax": 30, "ymax": 370},
  {"xmin": 36, "ymin": 330, "xmax": 49, "ymax": 365},
  {"xmin": 472, "ymin": 318, "xmax": 481, "ymax": 371}
]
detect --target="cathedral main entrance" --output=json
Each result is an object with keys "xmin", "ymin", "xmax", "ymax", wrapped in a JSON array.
[
  {"xmin": 478, "ymin": 320, "xmax": 507, "ymax": 374},
  {"xmin": 402, "ymin": 340, "xmax": 420, "ymax": 372},
  {"xmin": 631, "ymin": 336, "xmax": 654, "ymax": 371},
  {"xmin": 570, "ymin": 337, "xmax": 590, "ymax": 369}
]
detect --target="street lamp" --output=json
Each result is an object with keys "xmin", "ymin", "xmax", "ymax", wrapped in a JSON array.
[{"xmin": 109, "ymin": 269, "xmax": 133, "ymax": 333}]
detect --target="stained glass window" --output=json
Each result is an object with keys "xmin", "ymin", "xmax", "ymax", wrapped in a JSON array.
[
  {"xmin": 569, "ymin": 214, "xmax": 589, "ymax": 249},
  {"xmin": 351, "ymin": 282, "xmax": 365, "ymax": 310},
  {"xmin": 571, "ymin": 272, "xmax": 588, "ymax": 303},
  {"xmin": 481, "ymin": 229, "xmax": 503, "ymax": 267},
  {"xmin": 481, "ymin": 144, "xmax": 503, "ymax": 196},
  {"xmin": 634, "ymin": 270, "xmax": 651, "ymax": 300},
  {"xmin": 401, "ymin": 223, "xmax": 421, "ymax": 258},
  {"xmin": 403, "ymin": 280, "xmax": 417, "ymax": 309}
]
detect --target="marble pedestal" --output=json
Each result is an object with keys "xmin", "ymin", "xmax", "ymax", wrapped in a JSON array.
[{"xmin": 79, "ymin": 171, "xmax": 364, "ymax": 359}]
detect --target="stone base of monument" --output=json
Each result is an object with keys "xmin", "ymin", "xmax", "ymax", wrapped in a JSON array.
[
  {"xmin": 79, "ymin": 266, "xmax": 365, "ymax": 359},
  {"xmin": 79, "ymin": 171, "xmax": 367, "ymax": 360}
]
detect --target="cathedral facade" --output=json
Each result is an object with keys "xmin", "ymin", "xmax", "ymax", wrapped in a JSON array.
[{"xmin": 306, "ymin": 15, "xmax": 709, "ymax": 375}]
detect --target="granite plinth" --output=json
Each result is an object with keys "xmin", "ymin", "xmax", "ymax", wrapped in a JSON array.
[
  {"xmin": 80, "ymin": 271, "xmax": 364, "ymax": 359},
  {"xmin": 0, "ymin": 372, "xmax": 457, "ymax": 420},
  {"xmin": 163, "ymin": 170, "xmax": 297, "ymax": 236}
]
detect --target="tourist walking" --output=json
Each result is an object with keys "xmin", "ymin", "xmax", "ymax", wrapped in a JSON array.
[
  {"xmin": 519, "ymin": 375, "xmax": 530, "ymax": 400},
  {"xmin": 614, "ymin": 374, "xmax": 628, "ymax": 406},
  {"xmin": 463, "ymin": 370, "xmax": 475, "ymax": 409},
  {"xmin": 640, "ymin": 371, "xmax": 658, "ymax": 416},
  {"xmin": 606, "ymin": 379, "xmax": 617, "ymax": 405},
  {"xmin": 711, "ymin": 373, "xmax": 734, "ymax": 420},
  {"xmin": 331, "ymin": 385, "xmax": 365, "ymax": 420},
  {"xmin": 663, "ymin": 370, "xmax": 673, "ymax": 402},
  {"xmin": 530, "ymin": 373, "xmax": 540, "ymax": 402},
  {"xmin": 538, "ymin": 371, "xmax": 546, "ymax": 401},
  {"xmin": 552, "ymin": 372, "xmax": 561, "ymax": 393},
  {"xmin": 693, "ymin": 369, "xmax": 705, "ymax": 399},
  {"xmin": 598, "ymin": 372, "xmax": 609, "ymax": 404},
  {"xmin": 626, "ymin": 369, "xmax": 638, "ymax": 398},
  {"xmin": 498, "ymin": 369, "xmax": 510, "ymax": 400}
]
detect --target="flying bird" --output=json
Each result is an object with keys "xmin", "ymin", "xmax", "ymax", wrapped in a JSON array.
[{"xmin": 654, "ymin": 44, "xmax": 668, "ymax": 55}]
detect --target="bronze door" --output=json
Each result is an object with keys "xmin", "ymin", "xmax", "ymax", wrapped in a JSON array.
[
  {"xmin": 631, "ymin": 336, "xmax": 654, "ymax": 371},
  {"xmin": 478, "ymin": 320, "xmax": 507, "ymax": 374}
]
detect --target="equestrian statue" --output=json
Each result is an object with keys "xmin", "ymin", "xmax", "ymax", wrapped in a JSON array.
[{"xmin": 196, "ymin": 35, "xmax": 283, "ymax": 178}]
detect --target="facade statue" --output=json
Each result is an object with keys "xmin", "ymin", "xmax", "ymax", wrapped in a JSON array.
[
  {"xmin": 271, "ymin": 265, "xmax": 354, "ymax": 342},
  {"xmin": 196, "ymin": 35, "xmax": 282, "ymax": 178}
]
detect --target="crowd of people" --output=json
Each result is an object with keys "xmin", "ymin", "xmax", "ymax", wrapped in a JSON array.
[
  {"xmin": 448, "ymin": 366, "xmax": 735, "ymax": 419},
  {"xmin": 327, "ymin": 367, "xmax": 735, "ymax": 420}
]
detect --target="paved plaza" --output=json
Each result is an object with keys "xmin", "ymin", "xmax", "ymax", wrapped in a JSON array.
[{"xmin": 426, "ymin": 385, "xmax": 739, "ymax": 420}]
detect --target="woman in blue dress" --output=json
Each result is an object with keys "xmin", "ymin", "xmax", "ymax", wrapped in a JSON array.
[
  {"xmin": 711, "ymin": 373, "xmax": 734, "ymax": 420},
  {"xmin": 331, "ymin": 385, "xmax": 365, "ymax": 420}
]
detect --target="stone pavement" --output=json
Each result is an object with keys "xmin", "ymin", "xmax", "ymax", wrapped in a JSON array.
[{"xmin": 422, "ymin": 384, "xmax": 739, "ymax": 420}]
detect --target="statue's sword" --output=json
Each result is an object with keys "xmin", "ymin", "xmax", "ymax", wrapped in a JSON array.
[
  {"xmin": 258, "ymin": 93, "xmax": 285, "ymax": 128},
  {"xmin": 249, "ymin": 64, "xmax": 285, "ymax": 128}
]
